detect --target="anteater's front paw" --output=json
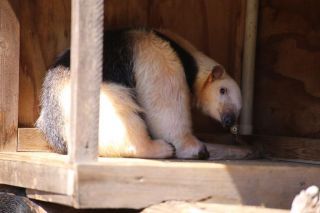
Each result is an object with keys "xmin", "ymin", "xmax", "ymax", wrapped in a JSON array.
[
  {"xmin": 150, "ymin": 139, "xmax": 176, "ymax": 159},
  {"xmin": 175, "ymin": 135, "xmax": 209, "ymax": 160}
]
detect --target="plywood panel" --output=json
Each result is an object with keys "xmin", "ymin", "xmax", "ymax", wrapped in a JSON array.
[
  {"xmin": 104, "ymin": 0, "xmax": 246, "ymax": 82},
  {"xmin": 254, "ymin": 0, "xmax": 320, "ymax": 138},
  {"xmin": 18, "ymin": 0, "xmax": 71, "ymax": 127},
  {"xmin": 0, "ymin": 0, "xmax": 19, "ymax": 151}
]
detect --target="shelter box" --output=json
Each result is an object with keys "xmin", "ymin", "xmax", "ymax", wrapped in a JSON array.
[{"xmin": 0, "ymin": 0, "xmax": 319, "ymax": 211}]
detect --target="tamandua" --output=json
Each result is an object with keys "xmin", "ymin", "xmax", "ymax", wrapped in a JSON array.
[{"xmin": 36, "ymin": 29, "xmax": 242, "ymax": 159}]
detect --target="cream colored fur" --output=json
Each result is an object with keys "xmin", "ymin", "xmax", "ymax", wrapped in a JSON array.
[
  {"xmin": 60, "ymin": 81, "xmax": 173, "ymax": 158},
  {"xmin": 158, "ymin": 30, "xmax": 242, "ymax": 122},
  {"xmin": 130, "ymin": 30, "xmax": 205, "ymax": 158},
  {"xmin": 59, "ymin": 29, "xmax": 242, "ymax": 159}
]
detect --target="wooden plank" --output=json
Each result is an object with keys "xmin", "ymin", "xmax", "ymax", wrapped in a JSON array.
[
  {"xmin": 18, "ymin": 0, "xmax": 71, "ymax": 127},
  {"xmin": 26, "ymin": 189, "xmax": 73, "ymax": 207},
  {"xmin": 0, "ymin": 151, "xmax": 318, "ymax": 209},
  {"xmin": 0, "ymin": 152, "xmax": 73, "ymax": 195},
  {"xmin": 0, "ymin": 0, "xmax": 19, "ymax": 151},
  {"xmin": 69, "ymin": 0, "xmax": 104, "ymax": 162},
  {"xmin": 142, "ymin": 201, "xmax": 289, "ymax": 213},
  {"xmin": 198, "ymin": 133, "xmax": 320, "ymax": 162},
  {"xmin": 75, "ymin": 158, "xmax": 320, "ymax": 209},
  {"xmin": 249, "ymin": 135, "xmax": 320, "ymax": 162},
  {"xmin": 17, "ymin": 128, "xmax": 51, "ymax": 152}
]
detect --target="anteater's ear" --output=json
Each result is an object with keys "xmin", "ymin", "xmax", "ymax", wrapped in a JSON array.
[
  {"xmin": 204, "ymin": 65, "xmax": 225, "ymax": 87},
  {"xmin": 211, "ymin": 65, "xmax": 224, "ymax": 79}
]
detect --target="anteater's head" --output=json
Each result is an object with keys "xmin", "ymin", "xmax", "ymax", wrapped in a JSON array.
[{"xmin": 197, "ymin": 64, "xmax": 242, "ymax": 128}]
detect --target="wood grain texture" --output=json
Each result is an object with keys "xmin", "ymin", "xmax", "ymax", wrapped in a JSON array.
[
  {"xmin": 250, "ymin": 135, "xmax": 320, "ymax": 161},
  {"xmin": 0, "ymin": 152, "xmax": 319, "ymax": 209},
  {"xmin": 69, "ymin": 0, "xmax": 104, "ymax": 162},
  {"xmin": 17, "ymin": 128, "xmax": 50, "ymax": 152},
  {"xmin": 254, "ymin": 0, "xmax": 320, "ymax": 138},
  {"xmin": 199, "ymin": 133, "xmax": 320, "ymax": 161},
  {"xmin": 0, "ymin": 0, "xmax": 19, "ymax": 151},
  {"xmin": 26, "ymin": 189, "xmax": 73, "ymax": 207},
  {"xmin": 104, "ymin": 0, "xmax": 246, "ymax": 83},
  {"xmin": 75, "ymin": 159, "xmax": 320, "ymax": 209},
  {"xmin": 0, "ymin": 152, "xmax": 73, "ymax": 195},
  {"xmin": 19, "ymin": 0, "xmax": 246, "ymax": 136},
  {"xmin": 18, "ymin": 0, "xmax": 71, "ymax": 127},
  {"xmin": 142, "ymin": 201, "xmax": 289, "ymax": 213}
]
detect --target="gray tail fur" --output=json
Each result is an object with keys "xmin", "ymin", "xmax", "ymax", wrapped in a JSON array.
[{"xmin": 36, "ymin": 66, "xmax": 70, "ymax": 154}]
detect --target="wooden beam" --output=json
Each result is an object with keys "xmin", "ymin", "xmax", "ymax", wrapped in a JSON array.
[
  {"xmin": 17, "ymin": 128, "xmax": 51, "ymax": 152},
  {"xmin": 0, "ymin": 152, "xmax": 319, "ymax": 209},
  {"xmin": 142, "ymin": 201, "xmax": 289, "ymax": 213},
  {"xmin": 0, "ymin": 0, "xmax": 19, "ymax": 151},
  {"xmin": 69, "ymin": 0, "xmax": 104, "ymax": 162},
  {"xmin": 26, "ymin": 189, "xmax": 73, "ymax": 207},
  {"xmin": 75, "ymin": 158, "xmax": 320, "ymax": 209},
  {"xmin": 0, "ymin": 152, "xmax": 73, "ymax": 195}
]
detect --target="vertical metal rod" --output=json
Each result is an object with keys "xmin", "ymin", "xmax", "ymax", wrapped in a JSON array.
[
  {"xmin": 240, "ymin": 0, "xmax": 259, "ymax": 135},
  {"xmin": 69, "ymin": 0, "xmax": 104, "ymax": 162}
]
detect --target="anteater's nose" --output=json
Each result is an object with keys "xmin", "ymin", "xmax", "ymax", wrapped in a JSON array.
[{"xmin": 222, "ymin": 114, "xmax": 236, "ymax": 128}]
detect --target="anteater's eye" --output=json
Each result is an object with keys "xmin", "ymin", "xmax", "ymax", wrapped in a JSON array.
[{"xmin": 220, "ymin": 87, "xmax": 227, "ymax": 95}]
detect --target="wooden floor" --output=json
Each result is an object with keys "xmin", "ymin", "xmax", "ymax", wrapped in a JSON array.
[
  {"xmin": 0, "ymin": 151, "xmax": 319, "ymax": 210},
  {"xmin": 143, "ymin": 201, "xmax": 290, "ymax": 213}
]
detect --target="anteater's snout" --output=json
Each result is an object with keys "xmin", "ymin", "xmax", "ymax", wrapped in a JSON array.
[{"xmin": 222, "ymin": 113, "xmax": 236, "ymax": 128}]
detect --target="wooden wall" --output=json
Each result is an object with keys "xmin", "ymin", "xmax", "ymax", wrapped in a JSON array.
[
  {"xmin": 254, "ymin": 0, "xmax": 320, "ymax": 138},
  {"xmin": 0, "ymin": 0, "xmax": 19, "ymax": 150},
  {"xmin": 17, "ymin": 0, "xmax": 246, "ymax": 135},
  {"xmin": 18, "ymin": 0, "xmax": 71, "ymax": 127}
]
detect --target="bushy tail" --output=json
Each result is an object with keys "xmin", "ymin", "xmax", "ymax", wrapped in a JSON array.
[{"xmin": 36, "ymin": 66, "xmax": 70, "ymax": 154}]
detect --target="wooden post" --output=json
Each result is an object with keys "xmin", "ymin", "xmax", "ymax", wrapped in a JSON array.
[
  {"xmin": 69, "ymin": 0, "xmax": 104, "ymax": 162},
  {"xmin": 0, "ymin": 0, "xmax": 19, "ymax": 151}
]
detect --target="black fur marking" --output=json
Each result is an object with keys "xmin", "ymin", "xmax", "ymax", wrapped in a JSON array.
[
  {"xmin": 103, "ymin": 30, "xmax": 135, "ymax": 88},
  {"xmin": 50, "ymin": 30, "xmax": 135, "ymax": 88},
  {"xmin": 154, "ymin": 31, "xmax": 198, "ymax": 93},
  {"xmin": 51, "ymin": 49, "xmax": 70, "ymax": 69}
]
